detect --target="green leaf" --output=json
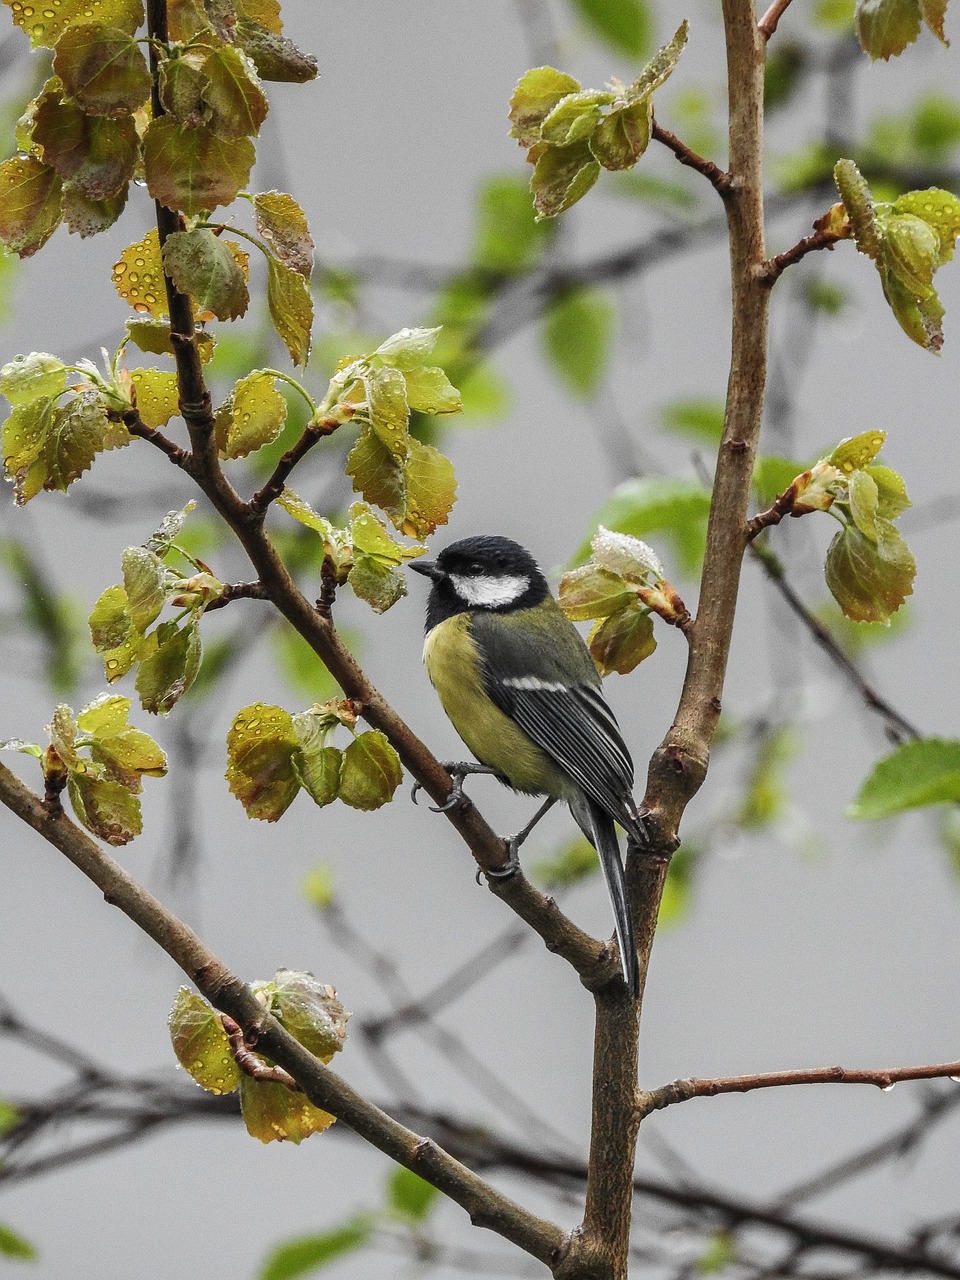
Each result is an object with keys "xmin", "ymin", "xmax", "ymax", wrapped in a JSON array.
[
  {"xmin": 829, "ymin": 429, "xmax": 886, "ymax": 473},
  {"xmin": 530, "ymin": 140, "xmax": 600, "ymax": 219},
  {"xmin": 662, "ymin": 397, "xmax": 725, "ymax": 444},
  {"xmin": 0, "ymin": 1223, "xmax": 36, "ymax": 1261},
  {"xmin": 226, "ymin": 702, "xmax": 301, "ymax": 820},
  {"xmin": 849, "ymin": 738, "xmax": 960, "ymax": 819},
  {"xmin": 215, "ymin": 370, "xmax": 287, "ymax": 459},
  {"xmin": 589, "ymin": 98, "xmax": 652, "ymax": 171},
  {"xmin": 338, "ymin": 730, "xmax": 402, "ymax": 810},
  {"xmin": 855, "ymin": 0, "xmax": 923, "ymax": 58},
  {"xmin": 472, "ymin": 174, "xmax": 550, "ymax": 274},
  {"xmin": 834, "ymin": 158, "xmax": 881, "ymax": 260},
  {"xmin": 824, "ymin": 523, "xmax": 915, "ymax": 623},
  {"xmin": 143, "ymin": 117, "xmax": 255, "ymax": 216},
  {"xmin": 2, "ymin": 0, "xmax": 143, "ymax": 48},
  {"xmin": 402, "ymin": 365, "xmax": 462, "ymax": 415},
  {"xmin": 267, "ymin": 256, "xmax": 313, "ymax": 366},
  {"xmin": 135, "ymin": 616, "xmax": 203, "ymax": 713},
  {"xmin": 373, "ymin": 325, "xmax": 441, "ymax": 370},
  {"xmin": 865, "ymin": 464, "xmax": 911, "ymax": 517},
  {"xmin": 570, "ymin": 0, "xmax": 652, "ymax": 57},
  {"xmin": 295, "ymin": 742, "xmax": 342, "ymax": 808},
  {"xmin": 628, "ymin": 20, "xmax": 689, "ymax": 99},
  {"xmin": 253, "ymin": 190, "xmax": 313, "ymax": 275},
  {"xmin": 893, "ymin": 188, "xmax": 960, "ymax": 262},
  {"xmin": 0, "ymin": 352, "xmax": 65, "ymax": 405},
  {"xmin": 542, "ymin": 287, "xmax": 614, "ymax": 396},
  {"xmin": 586, "ymin": 477, "xmax": 711, "ymax": 576},
  {"xmin": 364, "ymin": 365, "xmax": 409, "ymax": 458},
  {"xmin": 33, "ymin": 92, "xmax": 139, "ymax": 199},
  {"xmin": 847, "ymin": 468, "xmax": 880, "ymax": 539},
  {"xmin": 52, "ymin": 22, "xmax": 151, "ymax": 116},
  {"xmin": 271, "ymin": 968, "xmax": 348, "ymax": 1062},
  {"xmin": 90, "ymin": 581, "xmax": 134, "ymax": 648},
  {"xmin": 162, "ymin": 227, "xmax": 250, "ymax": 322},
  {"xmin": 346, "ymin": 428, "xmax": 405, "ymax": 516},
  {"xmin": 168, "ymin": 986, "xmax": 242, "ymax": 1094},
  {"xmin": 400, "ymin": 438, "xmax": 457, "ymax": 539},
  {"xmin": 559, "ymin": 564, "xmax": 634, "ymax": 620},
  {"xmin": 67, "ymin": 769, "xmax": 142, "ymax": 844},
  {"xmin": 530, "ymin": 835, "xmax": 598, "ymax": 889},
  {"xmin": 540, "ymin": 89, "xmax": 613, "ymax": 147},
  {"xmin": 0, "ymin": 154, "xmax": 62, "ymax": 258},
  {"xmin": 588, "ymin": 604, "xmax": 656, "ymax": 675},
  {"xmin": 122, "ymin": 544, "xmax": 167, "ymax": 631},
  {"xmin": 258, "ymin": 1219, "xmax": 373, "ymax": 1280},
  {"xmin": 348, "ymin": 504, "xmax": 420, "ymax": 612},
  {"xmin": 387, "ymin": 1167, "xmax": 440, "ymax": 1223},
  {"xmin": 201, "ymin": 43, "xmax": 268, "ymax": 138},
  {"xmin": 158, "ymin": 50, "xmax": 210, "ymax": 127},
  {"xmin": 239, "ymin": 1075, "xmax": 336, "ymax": 1144},
  {"xmin": 62, "ymin": 183, "xmax": 128, "ymax": 236},
  {"xmin": 508, "ymin": 66, "xmax": 582, "ymax": 148}
]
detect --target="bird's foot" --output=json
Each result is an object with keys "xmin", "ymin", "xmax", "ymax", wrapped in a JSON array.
[
  {"xmin": 482, "ymin": 796, "xmax": 558, "ymax": 883},
  {"xmin": 410, "ymin": 761, "xmax": 500, "ymax": 813}
]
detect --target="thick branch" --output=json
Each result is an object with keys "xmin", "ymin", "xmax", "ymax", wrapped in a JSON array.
[{"xmin": 0, "ymin": 760, "xmax": 568, "ymax": 1267}]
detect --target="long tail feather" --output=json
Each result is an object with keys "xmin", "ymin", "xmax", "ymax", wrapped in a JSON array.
[{"xmin": 573, "ymin": 795, "xmax": 639, "ymax": 998}]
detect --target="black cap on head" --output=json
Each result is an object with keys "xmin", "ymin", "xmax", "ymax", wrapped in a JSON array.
[{"xmin": 411, "ymin": 535, "xmax": 549, "ymax": 627}]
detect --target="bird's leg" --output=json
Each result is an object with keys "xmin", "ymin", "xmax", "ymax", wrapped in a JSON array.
[
  {"xmin": 410, "ymin": 761, "xmax": 502, "ymax": 813},
  {"xmin": 485, "ymin": 796, "xmax": 558, "ymax": 881}
]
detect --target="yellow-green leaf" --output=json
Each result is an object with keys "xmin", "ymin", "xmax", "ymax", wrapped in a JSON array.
[
  {"xmin": 2, "ymin": 0, "xmax": 143, "ymax": 48},
  {"xmin": 215, "ymin": 369, "xmax": 287, "ymax": 459},
  {"xmin": 400, "ymin": 438, "xmax": 456, "ymax": 539},
  {"xmin": 113, "ymin": 229, "xmax": 168, "ymax": 318},
  {"xmin": 588, "ymin": 604, "xmax": 656, "ymax": 675},
  {"xmin": 226, "ymin": 701, "xmax": 301, "ymax": 820},
  {"xmin": 161, "ymin": 227, "xmax": 250, "ymax": 322},
  {"xmin": 135, "ymin": 616, "xmax": 202, "ymax": 713},
  {"xmin": 130, "ymin": 368, "xmax": 180, "ymax": 428},
  {"xmin": 559, "ymin": 564, "xmax": 634, "ymax": 621},
  {"xmin": 52, "ymin": 22, "xmax": 151, "ymax": 117},
  {"xmin": 338, "ymin": 730, "xmax": 402, "ymax": 810},
  {"xmin": 0, "ymin": 154, "xmax": 62, "ymax": 258},
  {"xmin": 239, "ymin": 1075, "xmax": 335, "ymax": 1144},
  {"xmin": 67, "ymin": 770, "xmax": 142, "ymax": 844},
  {"xmin": 509, "ymin": 66, "xmax": 582, "ymax": 148},
  {"xmin": 402, "ymin": 365, "xmax": 462, "ymax": 415},
  {"xmin": 829, "ymin": 430, "xmax": 886, "ymax": 473},
  {"xmin": 168, "ymin": 986, "xmax": 242, "ymax": 1094},
  {"xmin": 365, "ymin": 365, "xmax": 409, "ymax": 458},
  {"xmin": 272, "ymin": 968, "xmax": 348, "ymax": 1062},
  {"xmin": 266, "ymin": 256, "xmax": 313, "ymax": 366},
  {"xmin": 201, "ymin": 43, "xmax": 268, "ymax": 138},
  {"xmin": 253, "ymin": 189, "xmax": 313, "ymax": 275},
  {"xmin": 824, "ymin": 522, "xmax": 915, "ymax": 622},
  {"xmin": 530, "ymin": 140, "xmax": 600, "ymax": 220}
]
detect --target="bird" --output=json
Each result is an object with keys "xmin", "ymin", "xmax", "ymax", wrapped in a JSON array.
[{"xmin": 410, "ymin": 534, "xmax": 647, "ymax": 997}]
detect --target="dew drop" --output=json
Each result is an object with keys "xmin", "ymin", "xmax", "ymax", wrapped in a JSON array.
[{"xmin": 881, "ymin": 1081, "xmax": 896, "ymax": 1092}]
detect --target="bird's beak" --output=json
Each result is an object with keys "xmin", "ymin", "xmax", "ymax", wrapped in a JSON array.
[{"xmin": 410, "ymin": 558, "xmax": 443, "ymax": 581}]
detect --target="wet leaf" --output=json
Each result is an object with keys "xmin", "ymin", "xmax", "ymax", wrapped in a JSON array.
[
  {"xmin": 589, "ymin": 98, "xmax": 652, "ymax": 170},
  {"xmin": 2, "ymin": 0, "xmax": 143, "ymax": 48},
  {"xmin": 266, "ymin": 256, "xmax": 313, "ymax": 366},
  {"xmin": 824, "ymin": 522, "xmax": 915, "ymax": 622},
  {"xmin": 0, "ymin": 154, "xmax": 62, "ymax": 258},
  {"xmin": 34, "ymin": 93, "xmax": 139, "ymax": 198},
  {"xmin": 235, "ymin": 20, "xmax": 318, "ymax": 83},
  {"xmin": 129, "ymin": 367, "xmax": 180, "ymax": 428},
  {"xmin": 53, "ymin": 22, "xmax": 151, "ymax": 116},
  {"xmin": 239, "ymin": 1075, "xmax": 336, "ymax": 1144},
  {"xmin": 338, "ymin": 730, "xmax": 402, "ymax": 810},
  {"xmin": 113, "ymin": 229, "xmax": 169, "ymax": 318},
  {"xmin": 364, "ymin": 365, "xmax": 408, "ymax": 458},
  {"xmin": 400, "ymin": 438, "xmax": 456, "ymax": 538},
  {"xmin": 168, "ymin": 986, "xmax": 242, "ymax": 1094},
  {"xmin": 559, "ymin": 564, "xmax": 635, "ymax": 620},
  {"xmin": 588, "ymin": 604, "xmax": 656, "ymax": 675},
  {"xmin": 226, "ymin": 702, "xmax": 301, "ymax": 820},
  {"xmin": 67, "ymin": 769, "xmax": 142, "ymax": 844},
  {"xmin": 121, "ymin": 544, "xmax": 167, "ymax": 631},
  {"xmin": 162, "ymin": 227, "xmax": 250, "ymax": 321},
  {"xmin": 401, "ymin": 365, "xmax": 461, "ymax": 415},
  {"xmin": 509, "ymin": 66, "xmax": 582, "ymax": 148},
  {"xmin": 143, "ymin": 117, "xmax": 255, "ymax": 215},
  {"xmin": 135, "ymin": 616, "xmax": 202, "ymax": 713},
  {"xmin": 0, "ymin": 352, "xmax": 65, "ymax": 405},
  {"xmin": 272, "ymin": 969, "xmax": 348, "ymax": 1062},
  {"xmin": 215, "ymin": 369, "xmax": 287, "ymax": 459},
  {"xmin": 253, "ymin": 189, "xmax": 313, "ymax": 275},
  {"xmin": 202, "ymin": 43, "xmax": 268, "ymax": 138},
  {"xmin": 530, "ymin": 140, "xmax": 600, "ymax": 219}
]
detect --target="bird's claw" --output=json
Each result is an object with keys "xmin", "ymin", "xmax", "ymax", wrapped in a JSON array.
[{"xmin": 410, "ymin": 762, "xmax": 495, "ymax": 813}]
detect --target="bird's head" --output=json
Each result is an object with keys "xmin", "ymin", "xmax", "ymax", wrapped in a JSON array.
[{"xmin": 410, "ymin": 535, "xmax": 549, "ymax": 625}]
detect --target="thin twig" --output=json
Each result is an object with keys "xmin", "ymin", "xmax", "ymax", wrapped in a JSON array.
[
  {"xmin": 761, "ymin": 225, "xmax": 848, "ymax": 285},
  {"xmin": 115, "ymin": 408, "xmax": 190, "ymax": 467},
  {"xmin": 202, "ymin": 581, "xmax": 269, "ymax": 612},
  {"xmin": 641, "ymin": 1062, "xmax": 960, "ymax": 1115},
  {"xmin": 749, "ymin": 540, "xmax": 922, "ymax": 744},
  {"xmin": 652, "ymin": 120, "xmax": 733, "ymax": 196},
  {"xmin": 758, "ymin": 0, "xmax": 795, "ymax": 40},
  {"xmin": 248, "ymin": 416, "xmax": 345, "ymax": 517}
]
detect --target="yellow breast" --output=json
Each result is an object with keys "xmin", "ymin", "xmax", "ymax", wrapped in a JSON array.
[{"xmin": 422, "ymin": 613, "xmax": 571, "ymax": 797}]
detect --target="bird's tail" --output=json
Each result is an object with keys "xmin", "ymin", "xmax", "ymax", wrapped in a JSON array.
[{"xmin": 572, "ymin": 796, "xmax": 639, "ymax": 998}]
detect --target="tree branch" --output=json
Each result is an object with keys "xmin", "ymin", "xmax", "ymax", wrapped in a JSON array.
[
  {"xmin": 0, "ymin": 759, "xmax": 569, "ymax": 1268},
  {"xmin": 652, "ymin": 119, "xmax": 733, "ymax": 196},
  {"xmin": 758, "ymin": 0, "xmax": 795, "ymax": 40},
  {"xmin": 761, "ymin": 225, "xmax": 848, "ymax": 285},
  {"xmin": 641, "ymin": 1062, "xmax": 960, "ymax": 1115}
]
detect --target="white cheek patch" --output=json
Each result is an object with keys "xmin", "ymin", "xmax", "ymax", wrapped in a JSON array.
[
  {"xmin": 503, "ymin": 676, "xmax": 567, "ymax": 692},
  {"xmin": 449, "ymin": 572, "xmax": 530, "ymax": 608}
]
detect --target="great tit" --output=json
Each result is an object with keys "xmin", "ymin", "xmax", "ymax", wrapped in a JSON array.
[{"xmin": 410, "ymin": 535, "xmax": 647, "ymax": 997}]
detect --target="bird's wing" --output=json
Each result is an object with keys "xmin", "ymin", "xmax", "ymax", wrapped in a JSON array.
[{"xmin": 489, "ymin": 672, "xmax": 640, "ymax": 830}]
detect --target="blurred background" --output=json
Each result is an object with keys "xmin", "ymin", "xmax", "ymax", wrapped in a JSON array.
[{"xmin": 2, "ymin": 0, "xmax": 960, "ymax": 1277}]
